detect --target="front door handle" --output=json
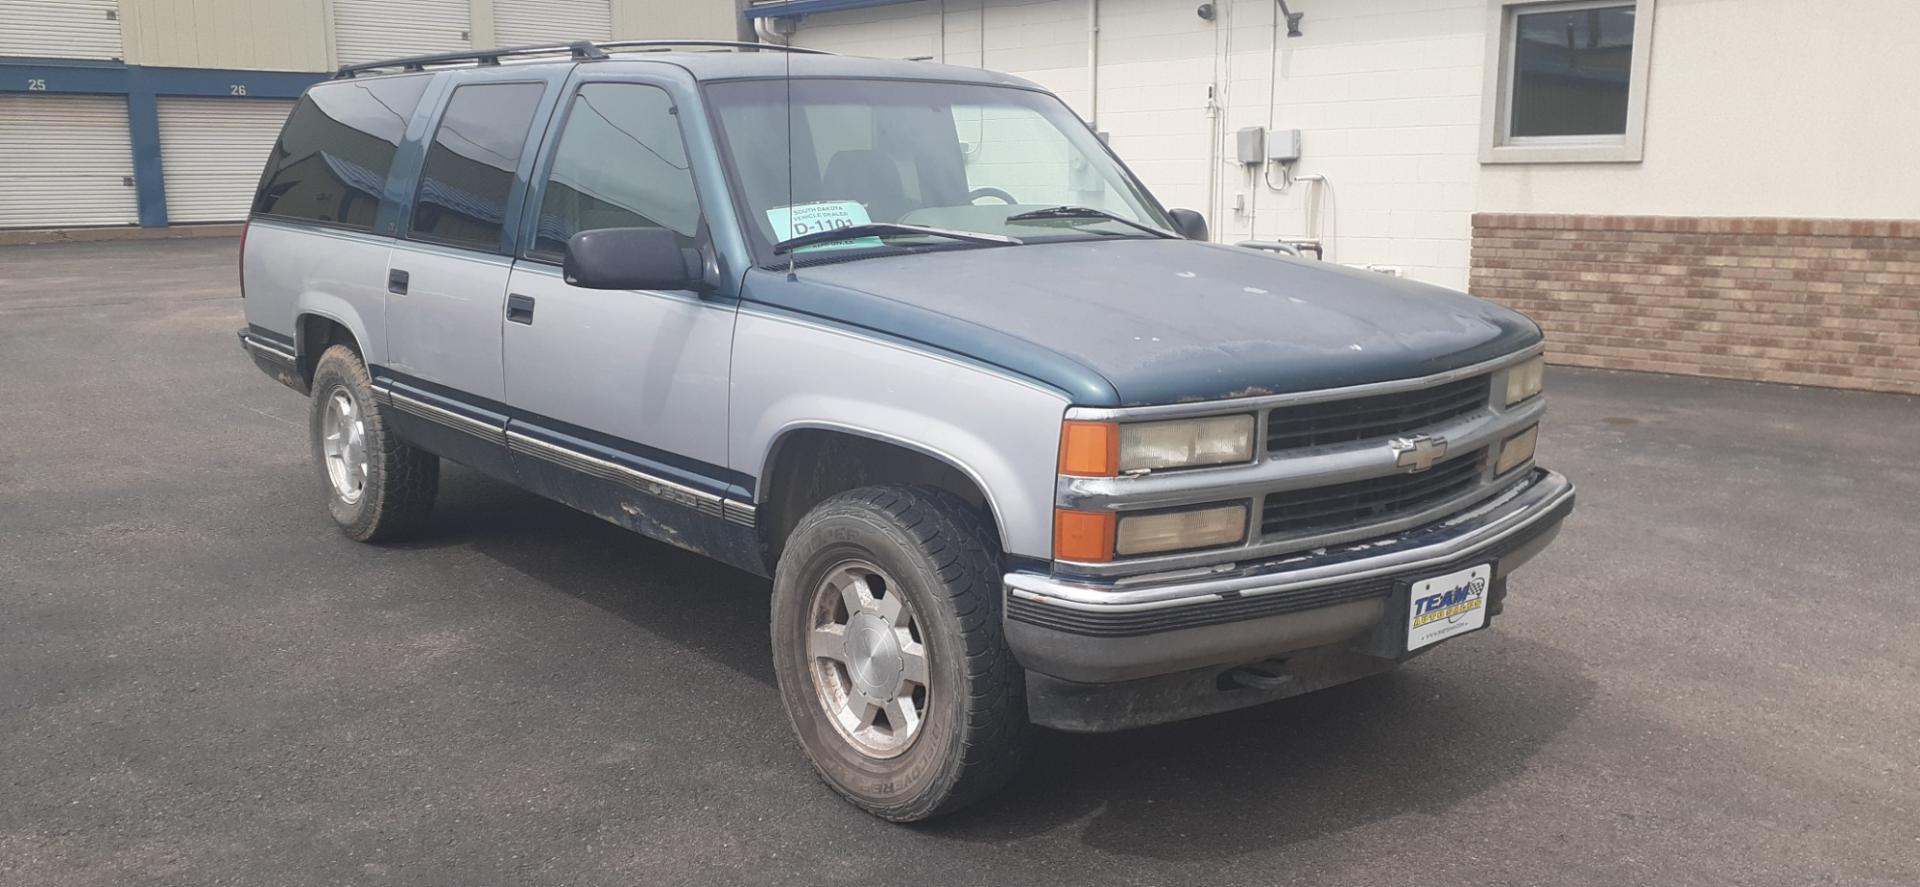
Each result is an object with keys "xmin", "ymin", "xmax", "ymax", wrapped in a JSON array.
[
  {"xmin": 506, "ymin": 293, "xmax": 536, "ymax": 325},
  {"xmin": 387, "ymin": 268, "xmax": 409, "ymax": 295}
]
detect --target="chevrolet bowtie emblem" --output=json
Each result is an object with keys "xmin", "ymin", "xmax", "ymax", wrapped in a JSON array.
[{"xmin": 1391, "ymin": 435, "xmax": 1449, "ymax": 472}]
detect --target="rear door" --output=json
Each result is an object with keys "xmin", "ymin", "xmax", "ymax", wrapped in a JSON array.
[
  {"xmin": 384, "ymin": 72, "xmax": 561, "ymax": 407},
  {"xmin": 501, "ymin": 73, "xmax": 741, "ymax": 501}
]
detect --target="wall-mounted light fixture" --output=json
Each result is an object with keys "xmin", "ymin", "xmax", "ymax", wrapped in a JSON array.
[{"xmin": 1276, "ymin": 0, "xmax": 1304, "ymax": 36}]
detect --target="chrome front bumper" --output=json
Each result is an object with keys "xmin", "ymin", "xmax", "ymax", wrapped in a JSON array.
[{"xmin": 1003, "ymin": 468, "xmax": 1575, "ymax": 683}]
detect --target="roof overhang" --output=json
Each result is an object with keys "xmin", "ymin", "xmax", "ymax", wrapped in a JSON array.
[{"xmin": 743, "ymin": 0, "xmax": 924, "ymax": 19}]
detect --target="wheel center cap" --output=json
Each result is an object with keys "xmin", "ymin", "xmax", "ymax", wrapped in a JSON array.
[{"xmin": 844, "ymin": 612, "xmax": 903, "ymax": 700}]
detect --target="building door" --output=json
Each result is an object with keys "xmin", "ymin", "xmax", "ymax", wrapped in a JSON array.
[
  {"xmin": 332, "ymin": 0, "xmax": 471, "ymax": 66},
  {"xmin": 494, "ymin": 0, "xmax": 612, "ymax": 46},
  {"xmin": 0, "ymin": 0, "xmax": 122, "ymax": 60},
  {"xmin": 157, "ymin": 97, "xmax": 296, "ymax": 223},
  {"xmin": 0, "ymin": 95, "xmax": 138, "ymax": 229}
]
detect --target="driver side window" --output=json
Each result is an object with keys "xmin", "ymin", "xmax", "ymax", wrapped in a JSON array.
[{"xmin": 532, "ymin": 83, "xmax": 701, "ymax": 258}]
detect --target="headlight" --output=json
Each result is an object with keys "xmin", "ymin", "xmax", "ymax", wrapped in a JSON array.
[
  {"xmin": 1115, "ymin": 503, "xmax": 1248, "ymax": 556},
  {"xmin": 1504, "ymin": 356, "xmax": 1545, "ymax": 406},
  {"xmin": 1118, "ymin": 415, "xmax": 1255, "ymax": 473},
  {"xmin": 1495, "ymin": 425, "xmax": 1539, "ymax": 475}
]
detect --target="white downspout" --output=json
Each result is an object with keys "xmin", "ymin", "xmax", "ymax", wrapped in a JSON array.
[
  {"xmin": 1086, "ymin": 0, "xmax": 1099, "ymax": 126},
  {"xmin": 754, "ymin": 15, "xmax": 793, "ymax": 45}
]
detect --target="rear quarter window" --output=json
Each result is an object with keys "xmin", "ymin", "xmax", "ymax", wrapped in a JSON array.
[{"xmin": 252, "ymin": 75, "xmax": 431, "ymax": 231}]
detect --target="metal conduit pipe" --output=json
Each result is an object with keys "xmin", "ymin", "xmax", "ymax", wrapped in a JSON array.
[{"xmin": 1086, "ymin": 0, "xmax": 1099, "ymax": 126}]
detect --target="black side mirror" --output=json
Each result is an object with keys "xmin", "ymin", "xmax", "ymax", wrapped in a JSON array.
[
  {"xmin": 1167, "ymin": 208, "xmax": 1209, "ymax": 242},
  {"xmin": 563, "ymin": 227, "xmax": 700, "ymax": 291}
]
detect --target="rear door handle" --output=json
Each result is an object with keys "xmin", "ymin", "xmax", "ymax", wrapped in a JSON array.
[
  {"xmin": 387, "ymin": 268, "xmax": 409, "ymax": 295},
  {"xmin": 506, "ymin": 293, "xmax": 536, "ymax": 325}
]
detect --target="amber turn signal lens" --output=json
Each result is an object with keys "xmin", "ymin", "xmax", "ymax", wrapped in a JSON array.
[
  {"xmin": 1054, "ymin": 509, "xmax": 1116, "ymax": 562},
  {"xmin": 1496, "ymin": 425, "xmax": 1539, "ymax": 476},
  {"xmin": 1058, "ymin": 421, "xmax": 1120, "ymax": 477}
]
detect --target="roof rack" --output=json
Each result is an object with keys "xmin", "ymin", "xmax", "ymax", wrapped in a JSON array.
[
  {"xmin": 597, "ymin": 40, "xmax": 833, "ymax": 55},
  {"xmin": 333, "ymin": 39, "xmax": 830, "ymax": 79}
]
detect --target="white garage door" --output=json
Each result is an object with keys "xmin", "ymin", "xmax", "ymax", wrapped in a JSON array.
[
  {"xmin": 496, "ymin": 0, "xmax": 612, "ymax": 46},
  {"xmin": 157, "ymin": 98, "xmax": 297, "ymax": 223},
  {"xmin": 0, "ymin": 95, "xmax": 138, "ymax": 229},
  {"xmin": 0, "ymin": 0, "xmax": 123, "ymax": 60},
  {"xmin": 333, "ymin": 0, "xmax": 471, "ymax": 66}
]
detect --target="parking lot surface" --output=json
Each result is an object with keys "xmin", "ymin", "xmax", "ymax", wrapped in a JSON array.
[{"xmin": 3, "ymin": 238, "xmax": 1917, "ymax": 886}]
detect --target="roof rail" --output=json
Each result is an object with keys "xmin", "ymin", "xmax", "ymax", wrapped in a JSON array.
[
  {"xmin": 333, "ymin": 38, "xmax": 829, "ymax": 78},
  {"xmin": 597, "ymin": 40, "xmax": 833, "ymax": 55},
  {"xmin": 335, "ymin": 41, "xmax": 606, "ymax": 78}
]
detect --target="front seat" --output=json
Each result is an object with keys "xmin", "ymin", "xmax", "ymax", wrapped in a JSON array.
[{"xmin": 820, "ymin": 149, "xmax": 910, "ymax": 223}]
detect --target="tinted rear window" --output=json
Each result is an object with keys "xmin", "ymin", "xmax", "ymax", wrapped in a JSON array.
[
  {"xmin": 252, "ymin": 75, "xmax": 430, "ymax": 230},
  {"xmin": 408, "ymin": 82, "xmax": 547, "ymax": 252}
]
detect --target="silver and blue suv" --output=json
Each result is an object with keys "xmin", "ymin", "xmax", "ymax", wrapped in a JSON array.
[{"xmin": 237, "ymin": 40, "xmax": 1575, "ymax": 821}]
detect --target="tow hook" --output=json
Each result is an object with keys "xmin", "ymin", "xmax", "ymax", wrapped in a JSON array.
[{"xmin": 1218, "ymin": 659, "xmax": 1295, "ymax": 691}]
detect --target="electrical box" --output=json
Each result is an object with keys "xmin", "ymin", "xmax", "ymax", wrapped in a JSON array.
[
  {"xmin": 1267, "ymin": 128, "xmax": 1302, "ymax": 163},
  {"xmin": 1235, "ymin": 127, "xmax": 1266, "ymax": 166}
]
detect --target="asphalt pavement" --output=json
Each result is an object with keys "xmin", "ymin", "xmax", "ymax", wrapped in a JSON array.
[{"xmin": 2, "ymin": 238, "xmax": 1916, "ymax": 886}]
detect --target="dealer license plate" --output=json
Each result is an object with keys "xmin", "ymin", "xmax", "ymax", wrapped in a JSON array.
[{"xmin": 1406, "ymin": 563, "xmax": 1493, "ymax": 651}]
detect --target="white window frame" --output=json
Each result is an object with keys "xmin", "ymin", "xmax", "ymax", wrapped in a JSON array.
[{"xmin": 1479, "ymin": 0, "xmax": 1656, "ymax": 164}]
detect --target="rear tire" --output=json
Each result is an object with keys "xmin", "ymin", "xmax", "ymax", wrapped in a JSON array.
[
  {"xmin": 308, "ymin": 344, "xmax": 438, "ymax": 542},
  {"xmin": 771, "ymin": 485, "xmax": 1028, "ymax": 822}
]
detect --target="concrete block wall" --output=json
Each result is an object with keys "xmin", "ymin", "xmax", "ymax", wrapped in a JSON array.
[{"xmin": 1471, "ymin": 215, "xmax": 1920, "ymax": 395}]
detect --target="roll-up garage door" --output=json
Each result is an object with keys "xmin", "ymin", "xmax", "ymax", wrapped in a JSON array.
[
  {"xmin": 495, "ymin": 0, "xmax": 612, "ymax": 46},
  {"xmin": 0, "ymin": 95, "xmax": 138, "ymax": 229},
  {"xmin": 0, "ymin": 0, "xmax": 123, "ymax": 60},
  {"xmin": 333, "ymin": 0, "xmax": 471, "ymax": 66},
  {"xmin": 157, "ymin": 98, "xmax": 297, "ymax": 223}
]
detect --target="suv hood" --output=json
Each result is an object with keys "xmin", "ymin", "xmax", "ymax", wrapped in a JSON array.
[{"xmin": 755, "ymin": 238, "xmax": 1541, "ymax": 407}]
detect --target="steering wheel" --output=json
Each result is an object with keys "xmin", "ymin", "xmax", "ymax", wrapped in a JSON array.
[{"xmin": 968, "ymin": 187, "xmax": 1018, "ymax": 205}]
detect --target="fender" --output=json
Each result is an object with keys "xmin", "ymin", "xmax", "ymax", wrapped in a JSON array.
[
  {"xmin": 295, "ymin": 298, "xmax": 376, "ymax": 367},
  {"xmin": 730, "ymin": 307, "xmax": 1071, "ymax": 562},
  {"xmin": 760, "ymin": 419, "xmax": 1015, "ymax": 552}
]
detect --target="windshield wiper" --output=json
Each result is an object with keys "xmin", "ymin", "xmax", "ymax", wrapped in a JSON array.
[
  {"xmin": 772, "ymin": 223, "xmax": 1022, "ymax": 255},
  {"xmin": 1004, "ymin": 206, "xmax": 1177, "ymax": 239}
]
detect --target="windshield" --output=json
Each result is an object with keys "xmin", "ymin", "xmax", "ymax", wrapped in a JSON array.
[{"xmin": 705, "ymin": 78, "xmax": 1172, "ymax": 263}]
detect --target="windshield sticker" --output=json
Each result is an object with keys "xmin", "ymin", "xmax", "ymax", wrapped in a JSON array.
[{"xmin": 766, "ymin": 201, "xmax": 884, "ymax": 252}]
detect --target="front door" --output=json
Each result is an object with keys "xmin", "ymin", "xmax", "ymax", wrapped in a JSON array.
[{"xmin": 501, "ymin": 80, "xmax": 739, "ymax": 503}]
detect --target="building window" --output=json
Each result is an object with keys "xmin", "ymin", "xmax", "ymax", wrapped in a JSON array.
[{"xmin": 1480, "ymin": 0, "xmax": 1656, "ymax": 164}]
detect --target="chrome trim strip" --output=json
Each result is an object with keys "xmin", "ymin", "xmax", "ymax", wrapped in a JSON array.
[
  {"xmin": 506, "ymin": 429, "xmax": 729, "ymax": 519},
  {"xmin": 240, "ymin": 334, "xmax": 297, "ymax": 365},
  {"xmin": 1063, "ymin": 342, "xmax": 1544, "ymax": 422},
  {"xmin": 1055, "ymin": 459, "xmax": 1525, "ymax": 578},
  {"xmin": 722, "ymin": 499, "xmax": 758, "ymax": 528},
  {"xmin": 387, "ymin": 388, "xmax": 507, "ymax": 445},
  {"xmin": 1007, "ymin": 469, "xmax": 1573, "ymax": 614},
  {"xmin": 1058, "ymin": 397, "xmax": 1542, "ymax": 511}
]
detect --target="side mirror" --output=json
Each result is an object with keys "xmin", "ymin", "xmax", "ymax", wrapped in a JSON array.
[
  {"xmin": 1167, "ymin": 208, "xmax": 1209, "ymax": 242},
  {"xmin": 563, "ymin": 227, "xmax": 699, "ymax": 291}
]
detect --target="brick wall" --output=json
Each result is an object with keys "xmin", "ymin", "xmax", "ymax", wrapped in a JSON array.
[{"xmin": 1470, "ymin": 214, "xmax": 1920, "ymax": 395}]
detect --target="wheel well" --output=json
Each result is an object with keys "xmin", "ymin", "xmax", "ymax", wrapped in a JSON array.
[
  {"xmin": 760, "ymin": 430, "xmax": 1000, "ymax": 563},
  {"xmin": 295, "ymin": 314, "xmax": 359, "ymax": 391}
]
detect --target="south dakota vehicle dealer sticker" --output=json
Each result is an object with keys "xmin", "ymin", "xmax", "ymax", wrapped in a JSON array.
[{"xmin": 1406, "ymin": 563, "xmax": 1492, "ymax": 651}]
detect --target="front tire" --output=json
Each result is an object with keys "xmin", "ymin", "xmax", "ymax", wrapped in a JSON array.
[
  {"xmin": 308, "ymin": 344, "xmax": 439, "ymax": 542},
  {"xmin": 771, "ymin": 486, "xmax": 1029, "ymax": 821}
]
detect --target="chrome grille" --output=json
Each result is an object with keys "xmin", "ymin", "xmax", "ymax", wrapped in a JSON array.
[
  {"xmin": 1260, "ymin": 449, "xmax": 1487, "ymax": 537},
  {"xmin": 1265, "ymin": 374, "xmax": 1490, "ymax": 452}
]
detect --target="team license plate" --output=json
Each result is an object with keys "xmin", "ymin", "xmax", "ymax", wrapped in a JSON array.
[{"xmin": 1406, "ymin": 563, "xmax": 1493, "ymax": 651}]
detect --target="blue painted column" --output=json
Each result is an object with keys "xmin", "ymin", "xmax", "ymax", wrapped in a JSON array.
[{"xmin": 124, "ymin": 70, "xmax": 169, "ymax": 227}]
